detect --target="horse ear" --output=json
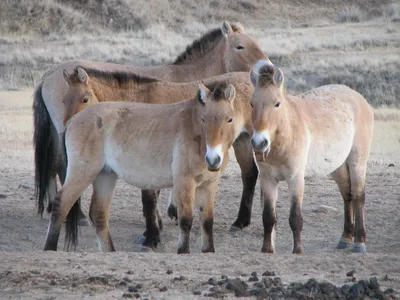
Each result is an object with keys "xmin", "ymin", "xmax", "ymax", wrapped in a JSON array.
[
  {"xmin": 77, "ymin": 67, "xmax": 89, "ymax": 85},
  {"xmin": 197, "ymin": 82, "xmax": 209, "ymax": 106},
  {"xmin": 224, "ymin": 84, "xmax": 236, "ymax": 102},
  {"xmin": 273, "ymin": 68, "xmax": 284, "ymax": 91},
  {"xmin": 249, "ymin": 68, "xmax": 257, "ymax": 87},
  {"xmin": 221, "ymin": 20, "xmax": 233, "ymax": 38},
  {"xmin": 232, "ymin": 22, "xmax": 245, "ymax": 33}
]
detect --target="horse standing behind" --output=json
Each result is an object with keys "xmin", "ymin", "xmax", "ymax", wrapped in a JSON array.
[
  {"xmin": 249, "ymin": 61, "xmax": 374, "ymax": 254},
  {"xmin": 44, "ymin": 82, "xmax": 252, "ymax": 254}
]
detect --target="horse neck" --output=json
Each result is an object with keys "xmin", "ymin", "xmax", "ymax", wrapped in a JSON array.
[
  {"xmin": 89, "ymin": 79, "xmax": 152, "ymax": 103},
  {"xmin": 166, "ymin": 39, "xmax": 228, "ymax": 81}
]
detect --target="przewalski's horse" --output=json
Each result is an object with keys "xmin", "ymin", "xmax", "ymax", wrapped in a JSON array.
[
  {"xmin": 61, "ymin": 67, "xmax": 255, "ymax": 249},
  {"xmin": 44, "ymin": 83, "xmax": 250, "ymax": 254},
  {"xmin": 249, "ymin": 61, "xmax": 374, "ymax": 254},
  {"xmin": 33, "ymin": 20, "xmax": 268, "ymax": 227}
]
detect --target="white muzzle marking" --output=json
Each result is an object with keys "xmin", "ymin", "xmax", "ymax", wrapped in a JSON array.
[
  {"xmin": 251, "ymin": 130, "xmax": 271, "ymax": 154},
  {"xmin": 205, "ymin": 144, "xmax": 223, "ymax": 170}
]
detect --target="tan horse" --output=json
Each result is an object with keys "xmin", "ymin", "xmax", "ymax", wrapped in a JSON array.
[
  {"xmin": 33, "ymin": 20, "xmax": 268, "ymax": 226},
  {"xmin": 249, "ymin": 61, "xmax": 374, "ymax": 254},
  {"xmin": 61, "ymin": 67, "xmax": 256, "ymax": 249},
  {"xmin": 44, "ymin": 82, "xmax": 251, "ymax": 254}
]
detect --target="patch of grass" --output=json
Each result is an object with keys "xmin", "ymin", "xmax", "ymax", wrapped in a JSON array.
[{"xmin": 336, "ymin": 5, "xmax": 365, "ymax": 23}]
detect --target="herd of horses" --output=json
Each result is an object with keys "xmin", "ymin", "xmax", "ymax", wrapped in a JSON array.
[{"xmin": 32, "ymin": 21, "xmax": 374, "ymax": 255}]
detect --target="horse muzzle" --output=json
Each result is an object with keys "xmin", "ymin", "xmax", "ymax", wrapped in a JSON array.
[{"xmin": 251, "ymin": 135, "xmax": 270, "ymax": 153}]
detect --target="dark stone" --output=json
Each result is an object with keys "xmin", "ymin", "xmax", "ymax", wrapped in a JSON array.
[
  {"xmin": 159, "ymin": 286, "xmax": 168, "ymax": 292},
  {"xmin": 123, "ymin": 277, "xmax": 132, "ymax": 282},
  {"xmin": 208, "ymin": 277, "xmax": 217, "ymax": 285},
  {"xmin": 135, "ymin": 284, "xmax": 143, "ymax": 289},
  {"xmin": 253, "ymin": 282, "xmax": 264, "ymax": 288},
  {"xmin": 173, "ymin": 275, "xmax": 187, "ymax": 281},
  {"xmin": 126, "ymin": 270, "xmax": 134, "ymax": 275},
  {"xmin": 262, "ymin": 270, "xmax": 276, "ymax": 276},
  {"xmin": 346, "ymin": 270, "xmax": 355, "ymax": 277},
  {"xmin": 388, "ymin": 163, "xmax": 395, "ymax": 167},
  {"xmin": 0, "ymin": 194, "xmax": 7, "ymax": 199},
  {"xmin": 263, "ymin": 277, "xmax": 273, "ymax": 288},
  {"xmin": 50, "ymin": 280, "xmax": 57, "ymax": 286},
  {"xmin": 193, "ymin": 290, "xmax": 201, "ymax": 295},
  {"xmin": 166, "ymin": 269, "xmax": 173, "ymax": 275},
  {"xmin": 369, "ymin": 277, "xmax": 380, "ymax": 290},
  {"xmin": 122, "ymin": 293, "xmax": 134, "ymax": 298},
  {"xmin": 217, "ymin": 280, "xmax": 226, "ymax": 285},
  {"xmin": 118, "ymin": 281, "xmax": 127, "ymax": 286},
  {"xmin": 226, "ymin": 278, "xmax": 248, "ymax": 297},
  {"xmin": 128, "ymin": 286, "xmax": 138, "ymax": 293}
]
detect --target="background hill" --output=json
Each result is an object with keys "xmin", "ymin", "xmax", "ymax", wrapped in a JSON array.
[{"xmin": 0, "ymin": 0, "xmax": 399, "ymax": 106}]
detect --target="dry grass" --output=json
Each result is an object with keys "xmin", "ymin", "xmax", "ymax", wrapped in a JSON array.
[{"xmin": 0, "ymin": 0, "xmax": 399, "ymax": 107}]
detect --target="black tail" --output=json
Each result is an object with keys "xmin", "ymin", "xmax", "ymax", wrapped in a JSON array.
[
  {"xmin": 33, "ymin": 82, "xmax": 54, "ymax": 216},
  {"xmin": 60, "ymin": 129, "xmax": 80, "ymax": 251}
]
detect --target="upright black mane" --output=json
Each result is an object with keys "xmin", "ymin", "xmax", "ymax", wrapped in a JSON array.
[
  {"xmin": 73, "ymin": 67, "xmax": 159, "ymax": 87},
  {"xmin": 172, "ymin": 27, "xmax": 225, "ymax": 65}
]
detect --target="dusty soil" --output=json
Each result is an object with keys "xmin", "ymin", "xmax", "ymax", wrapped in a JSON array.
[{"xmin": 0, "ymin": 91, "xmax": 400, "ymax": 299}]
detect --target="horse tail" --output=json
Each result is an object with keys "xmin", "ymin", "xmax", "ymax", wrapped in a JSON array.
[
  {"xmin": 61, "ymin": 128, "xmax": 80, "ymax": 251},
  {"xmin": 33, "ymin": 81, "xmax": 54, "ymax": 217}
]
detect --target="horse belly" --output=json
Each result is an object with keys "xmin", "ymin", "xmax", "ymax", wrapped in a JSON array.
[
  {"xmin": 305, "ymin": 126, "xmax": 354, "ymax": 178},
  {"xmin": 105, "ymin": 146, "xmax": 173, "ymax": 190}
]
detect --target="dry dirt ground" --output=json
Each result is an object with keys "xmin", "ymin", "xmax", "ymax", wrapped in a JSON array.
[{"xmin": 0, "ymin": 90, "xmax": 399, "ymax": 299}]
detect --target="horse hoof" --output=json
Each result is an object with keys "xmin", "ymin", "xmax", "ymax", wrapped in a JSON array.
[
  {"xmin": 137, "ymin": 246, "xmax": 154, "ymax": 253},
  {"xmin": 352, "ymin": 243, "xmax": 367, "ymax": 253},
  {"xmin": 78, "ymin": 218, "xmax": 90, "ymax": 226},
  {"xmin": 229, "ymin": 225, "xmax": 242, "ymax": 232},
  {"xmin": 136, "ymin": 235, "xmax": 146, "ymax": 245},
  {"xmin": 337, "ymin": 239, "xmax": 353, "ymax": 249}
]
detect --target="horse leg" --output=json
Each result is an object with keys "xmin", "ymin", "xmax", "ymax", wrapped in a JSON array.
[
  {"xmin": 259, "ymin": 173, "xmax": 279, "ymax": 253},
  {"xmin": 139, "ymin": 189, "xmax": 162, "ymax": 249},
  {"xmin": 331, "ymin": 163, "xmax": 354, "ymax": 249},
  {"xmin": 195, "ymin": 181, "xmax": 218, "ymax": 253},
  {"xmin": 348, "ymin": 161, "xmax": 368, "ymax": 253},
  {"xmin": 230, "ymin": 134, "xmax": 259, "ymax": 231},
  {"xmin": 57, "ymin": 154, "xmax": 89, "ymax": 226},
  {"xmin": 89, "ymin": 171, "xmax": 118, "ymax": 252},
  {"xmin": 166, "ymin": 188, "xmax": 178, "ymax": 220},
  {"xmin": 174, "ymin": 180, "xmax": 195, "ymax": 254},
  {"xmin": 44, "ymin": 177, "xmax": 94, "ymax": 251},
  {"xmin": 287, "ymin": 174, "xmax": 305, "ymax": 254}
]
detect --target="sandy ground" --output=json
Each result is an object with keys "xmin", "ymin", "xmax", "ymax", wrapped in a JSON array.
[{"xmin": 0, "ymin": 90, "xmax": 399, "ymax": 299}]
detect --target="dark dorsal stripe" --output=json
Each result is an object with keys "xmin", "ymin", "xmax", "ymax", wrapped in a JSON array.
[
  {"xmin": 73, "ymin": 67, "xmax": 159, "ymax": 87},
  {"xmin": 172, "ymin": 27, "xmax": 224, "ymax": 65}
]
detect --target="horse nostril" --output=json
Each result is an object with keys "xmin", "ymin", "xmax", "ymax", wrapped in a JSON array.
[
  {"xmin": 260, "ymin": 138, "xmax": 269, "ymax": 149},
  {"xmin": 215, "ymin": 155, "xmax": 221, "ymax": 166}
]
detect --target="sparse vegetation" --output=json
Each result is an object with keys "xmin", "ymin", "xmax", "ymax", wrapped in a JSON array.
[
  {"xmin": 336, "ymin": 5, "xmax": 365, "ymax": 23},
  {"xmin": 0, "ymin": 0, "xmax": 398, "ymax": 107}
]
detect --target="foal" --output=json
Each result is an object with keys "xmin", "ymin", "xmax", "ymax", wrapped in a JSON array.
[
  {"xmin": 249, "ymin": 61, "xmax": 374, "ymax": 254},
  {"xmin": 44, "ymin": 82, "xmax": 247, "ymax": 253}
]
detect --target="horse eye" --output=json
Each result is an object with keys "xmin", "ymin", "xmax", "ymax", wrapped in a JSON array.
[
  {"xmin": 201, "ymin": 118, "xmax": 205, "ymax": 123},
  {"xmin": 83, "ymin": 97, "xmax": 89, "ymax": 103},
  {"xmin": 235, "ymin": 45, "xmax": 244, "ymax": 50},
  {"xmin": 250, "ymin": 103, "xmax": 253, "ymax": 108},
  {"xmin": 228, "ymin": 118, "xmax": 233, "ymax": 124},
  {"xmin": 275, "ymin": 102, "xmax": 281, "ymax": 108}
]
